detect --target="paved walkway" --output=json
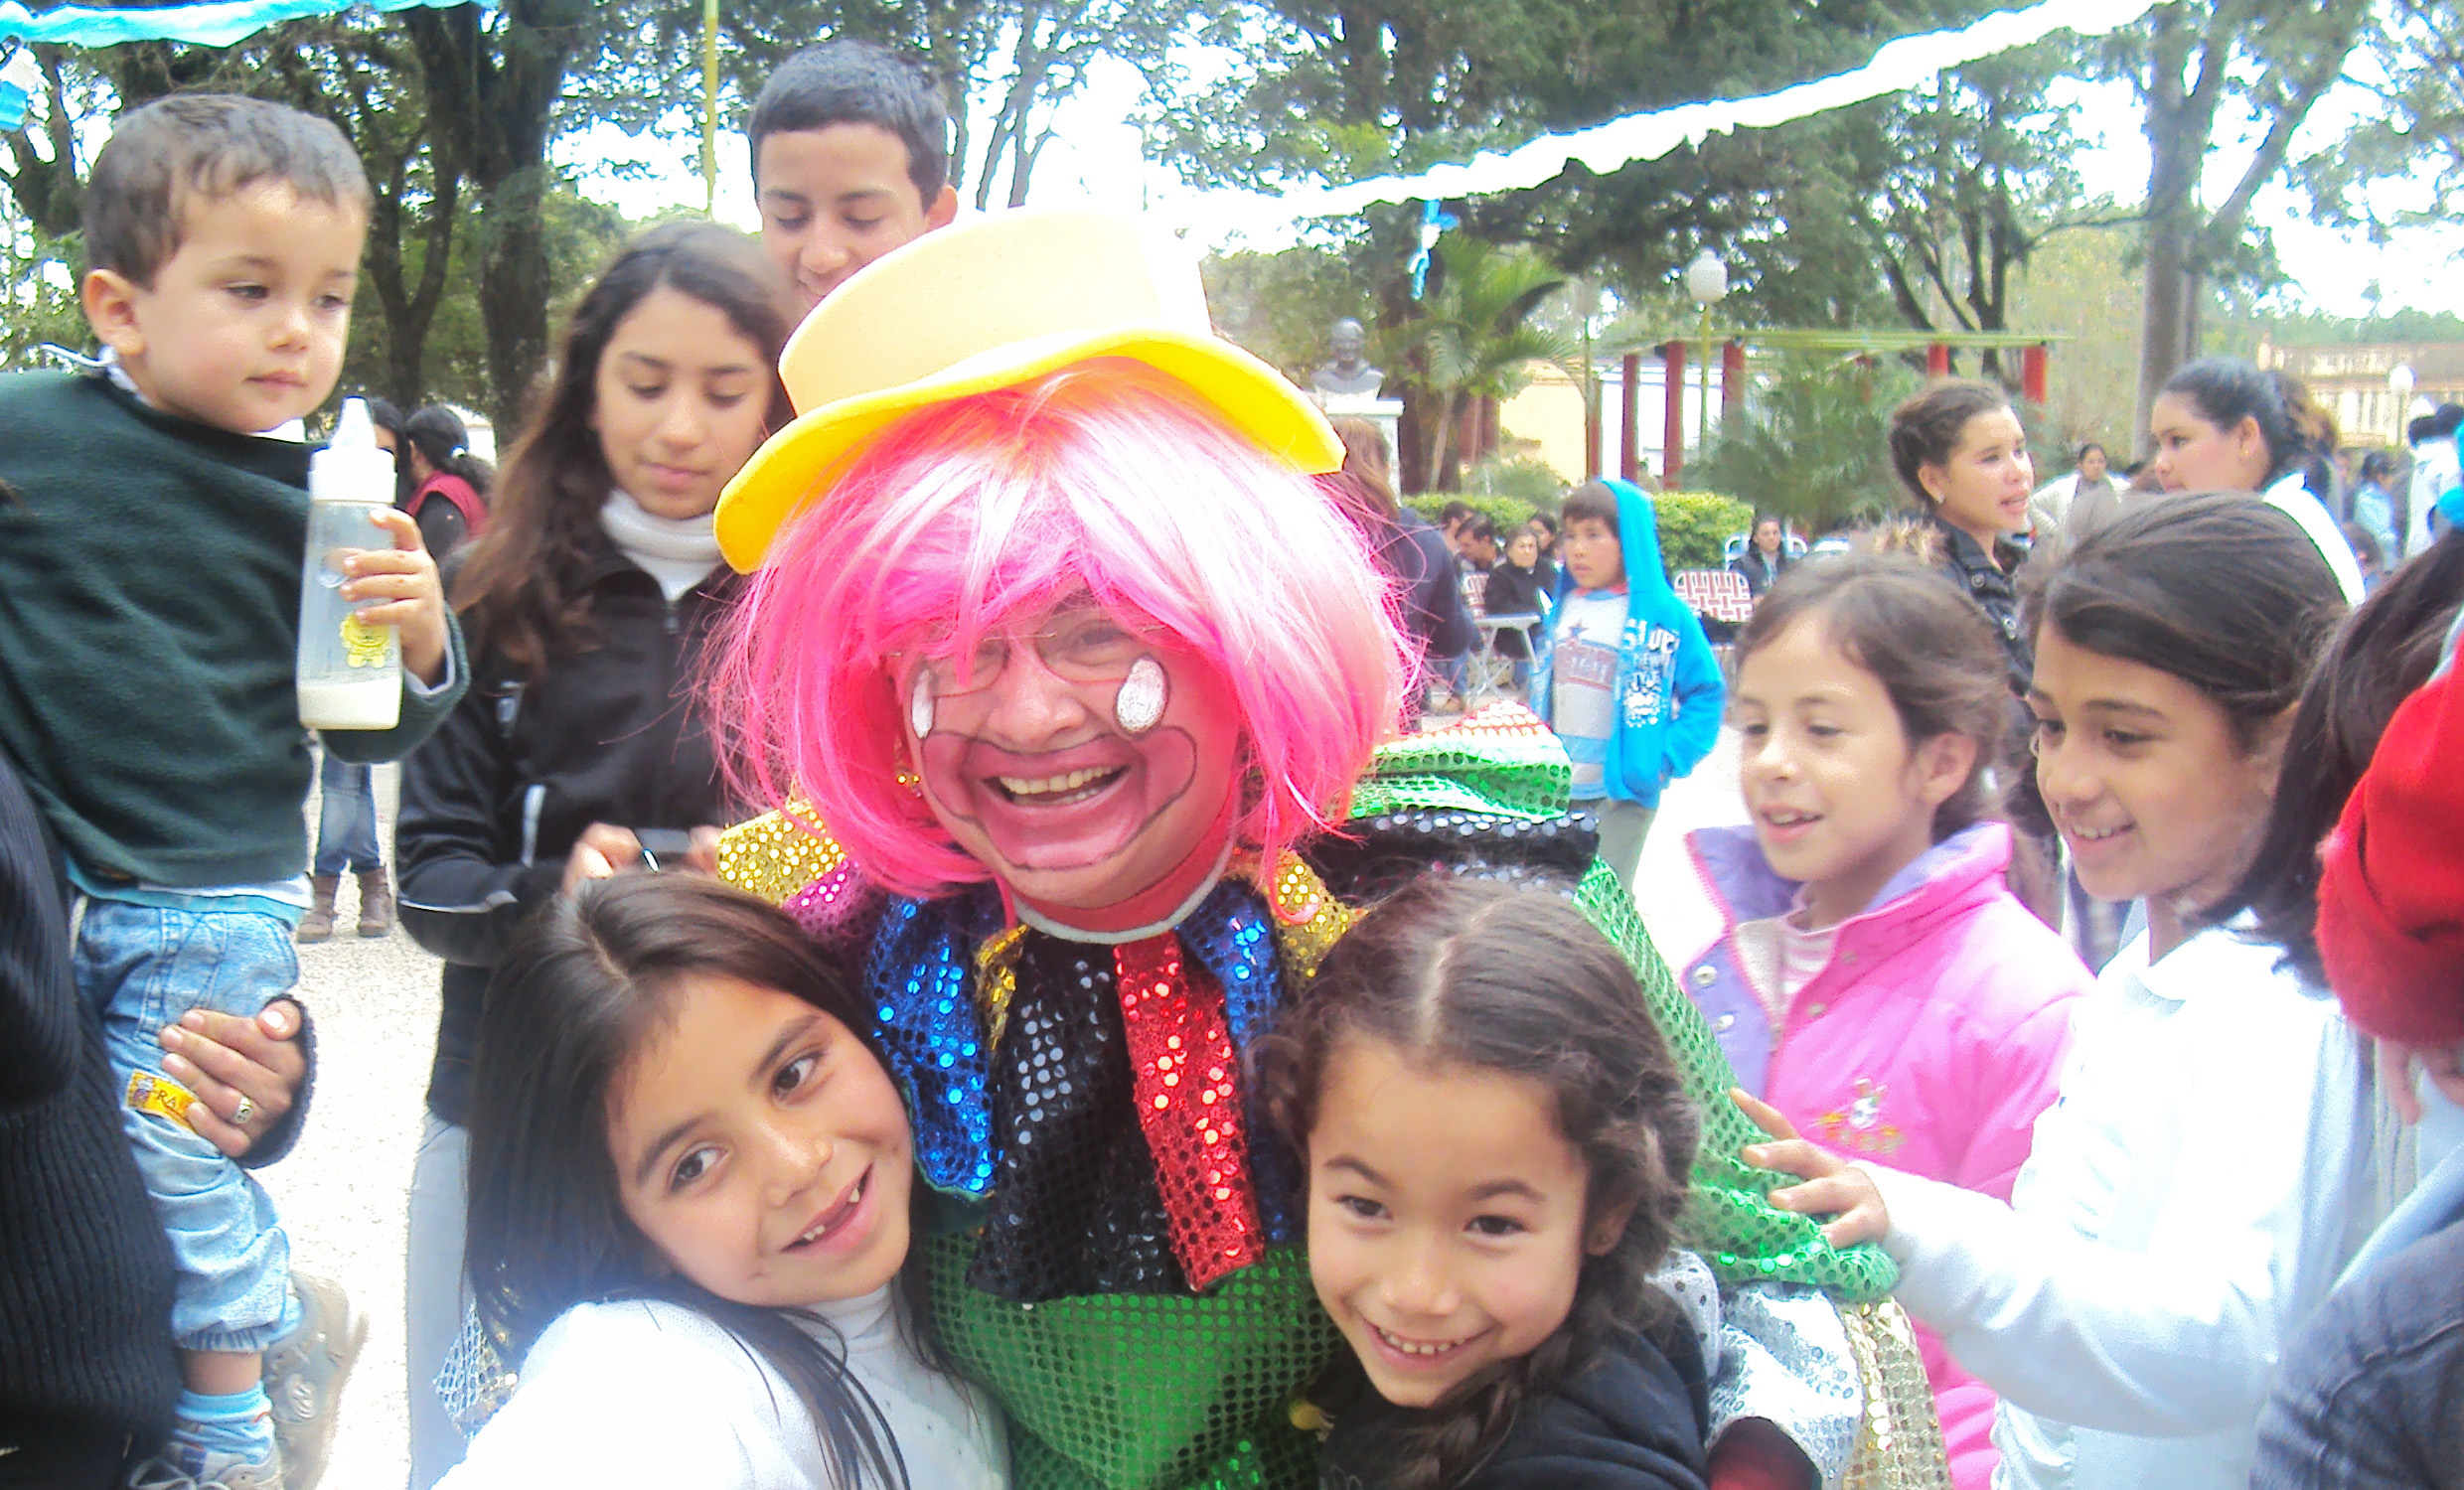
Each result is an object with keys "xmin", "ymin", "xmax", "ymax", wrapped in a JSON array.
[{"xmin": 272, "ymin": 739, "xmax": 1750, "ymax": 1485}]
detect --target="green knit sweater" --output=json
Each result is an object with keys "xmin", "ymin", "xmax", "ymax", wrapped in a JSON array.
[{"xmin": 0, "ymin": 372, "xmax": 467, "ymax": 887}]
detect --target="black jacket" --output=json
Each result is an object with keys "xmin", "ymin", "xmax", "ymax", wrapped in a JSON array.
[
  {"xmin": 1318, "ymin": 1323, "xmax": 1711, "ymax": 1490},
  {"xmin": 1930, "ymin": 519, "xmax": 2032, "ymax": 697},
  {"xmin": 1379, "ymin": 511, "xmax": 1478, "ymax": 662},
  {"xmin": 0, "ymin": 754, "xmax": 180, "ymax": 1481},
  {"xmin": 1482, "ymin": 559, "xmax": 1555, "ymax": 659},
  {"xmin": 1729, "ymin": 548, "xmax": 1790, "ymax": 598},
  {"xmin": 396, "ymin": 539, "xmax": 741, "ymax": 1123}
]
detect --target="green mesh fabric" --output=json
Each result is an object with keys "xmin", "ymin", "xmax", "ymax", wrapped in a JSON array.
[
  {"xmin": 1348, "ymin": 709, "xmax": 1571, "ymax": 821},
  {"xmin": 1573, "ymin": 862, "xmax": 1899, "ymax": 1300},
  {"xmin": 929, "ymin": 1235, "xmax": 1339, "ymax": 1490}
]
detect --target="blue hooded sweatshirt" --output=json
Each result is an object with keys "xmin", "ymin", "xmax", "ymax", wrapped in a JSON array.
[{"xmin": 1533, "ymin": 480, "xmax": 1726, "ymax": 810}]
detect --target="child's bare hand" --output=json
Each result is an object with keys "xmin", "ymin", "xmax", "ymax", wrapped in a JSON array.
[
  {"xmin": 341, "ymin": 509, "xmax": 450, "ymax": 683},
  {"xmin": 1733, "ymin": 1088, "xmax": 1892, "ymax": 1250}
]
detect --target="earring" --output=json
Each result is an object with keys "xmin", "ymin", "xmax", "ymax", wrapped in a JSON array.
[
  {"xmin": 909, "ymin": 674, "xmax": 936, "ymax": 740},
  {"xmin": 1115, "ymin": 655, "xmax": 1167, "ymax": 734}
]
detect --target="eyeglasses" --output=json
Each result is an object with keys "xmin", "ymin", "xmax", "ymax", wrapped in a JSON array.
[{"xmin": 902, "ymin": 604, "xmax": 1155, "ymax": 700}]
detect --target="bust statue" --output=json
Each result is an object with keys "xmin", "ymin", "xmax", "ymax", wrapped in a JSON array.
[{"xmin": 1310, "ymin": 317, "xmax": 1386, "ymax": 398}]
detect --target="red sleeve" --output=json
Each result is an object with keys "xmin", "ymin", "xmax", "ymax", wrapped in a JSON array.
[{"xmin": 2319, "ymin": 631, "xmax": 2464, "ymax": 1043}]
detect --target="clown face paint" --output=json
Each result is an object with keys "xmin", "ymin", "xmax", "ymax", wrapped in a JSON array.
[{"xmin": 900, "ymin": 601, "xmax": 1242, "ymax": 921}]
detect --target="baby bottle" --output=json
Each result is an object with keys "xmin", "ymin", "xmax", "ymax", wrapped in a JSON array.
[{"xmin": 297, "ymin": 398, "xmax": 403, "ymax": 730}]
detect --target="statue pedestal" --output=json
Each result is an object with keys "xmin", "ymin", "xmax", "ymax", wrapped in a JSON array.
[{"xmin": 1316, "ymin": 393, "xmax": 1405, "ymax": 482}]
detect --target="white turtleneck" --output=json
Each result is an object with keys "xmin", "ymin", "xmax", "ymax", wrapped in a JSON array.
[
  {"xmin": 440, "ymin": 1286, "xmax": 1007, "ymax": 1489},
  {"xmin": 601, "ymin": 490, "xmax": 725, "ymax": 602}
]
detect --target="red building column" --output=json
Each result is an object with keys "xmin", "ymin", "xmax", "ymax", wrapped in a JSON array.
[
  {"xmin": 1661, "ymin": 340, "xmax": 1687, "ymax": 489},
  {"xmin": 1722, "ymin": 341, "xmax": 1746, "ymax": 410},
  {"xmin": 1925, "ymin": 343, "xmax": 1950, "ymax": 376},
  {"xmin": 1619, "ymin": 352, "xmax": 1642, "ymax": 484},
  {"xmin": 2022, "ymin": 344, "xmax": 2050, "ymax": 405}
]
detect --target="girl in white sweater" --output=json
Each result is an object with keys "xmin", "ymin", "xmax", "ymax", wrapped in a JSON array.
[
  {"xmin": 1741, "ymin": 494, "xmax": 2381, "ymax": 1490},
  {"xmin": 439, "ymin": 875, "xmax": 1007, "ymax": 1490}
]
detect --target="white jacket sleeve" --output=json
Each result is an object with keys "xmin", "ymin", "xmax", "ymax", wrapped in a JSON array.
[
  {"xmin": 434, "ymin": 1302, "xmax": 771, "ymax": 1489},
  {"xmin": 1859, "ymin": 994, "xmax": 2373, "ymax": 1438}
]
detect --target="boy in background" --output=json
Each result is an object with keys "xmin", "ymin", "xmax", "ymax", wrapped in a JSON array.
[
  {"xmin": 0, "ymin": 94, "xmax": 464, "ymax": 1489},
  {"xmin": 749, "ymin": 38, "xmax": 959, "ymax": 314},
  {"xmin": 1534, "ymin": 480, "xmax": 1724, "ymax": 886}
]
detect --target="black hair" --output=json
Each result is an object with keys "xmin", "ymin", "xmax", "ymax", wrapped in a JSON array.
[
  {"xmin": 1887, "ymin": 378, "xmax": 2011, "ymax": 509},
  {"xmin": 1562, "ymin": 482, "xmax": 1619, "ymax": 531},
  {"xmin": 2408, "ymin": 405, "xmax": 2464, "ymax": 445},
  {"xmin": 403, "ymin": 404, "xmax": 494, "ymax": 496},
  {"xmin": 749, "ymin": 40, "xmax": 951, "ymax": 203},
  {"xmin": 463, "ymin": 875, "xmax": 919, "ymax": 1490},
  {"xmin": 1734, "ymin": 554, "xmax": 2010, "ymax": 841},
  {"xmin": 2077, "ymin": 442, "xmax": 2106, "ymax": 463},
  {"xmin": 363, "ymin": 396, "xmax": 412, "ymax": 507},
  {"xmin": 1459, "ymin": 513, "xmax": 1496, "ymax": 544},
  {"xmin": 1437, "ymin": 500, "xmax": 1475, "ymax": 527},
  {"xmin": 1255, "ymin": 878, "xmax": 1699, "ymax": 1490},
  {"xmin": 85, "ymin": 94, "xmax": 370, "ymax": 288},
  {"xmin": 2214, "ymin": 528, "xmax": 2464, "ymax": 980},
  {"xmin": 451, "ymin": 220, "xmax": 792, "ymax": 678},
  {"xmin": 2024, "ymin": 493, "xmax": 2345, "ymax": 752},
  {"xmin": 1752, "ymin": 512, "xmax": 1783, "ymax": 531},
  {"xmin": 2159, "ymin": 357, "xmax": 2337, "ymax": 496},
  {"xmin": 2360, "ymin": 450, "xmax": 2398, "ymax": 485}
]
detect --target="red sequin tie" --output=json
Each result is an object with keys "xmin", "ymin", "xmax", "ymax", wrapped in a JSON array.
[{"xmin": 1114, "ymin": 932, "xmax": 1263, "ymax": 1291}]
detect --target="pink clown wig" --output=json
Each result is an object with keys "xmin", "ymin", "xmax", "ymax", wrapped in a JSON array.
[{"xmin": 712, "ymin": 359, "xmax": 1414, "ymax": 900}]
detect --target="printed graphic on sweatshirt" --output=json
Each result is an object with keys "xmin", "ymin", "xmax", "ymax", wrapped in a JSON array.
[
  {"xmin": 1551, "ymin": 609, "xmax": 1621, "ymax": 795},
  {"xmin": 1813, "ymin": 1077, "xmax": 1904, "ymax": 1155},
  {"xmin": 1624, "ymin": 623, "xmax": 1679, "ymax": 727}
]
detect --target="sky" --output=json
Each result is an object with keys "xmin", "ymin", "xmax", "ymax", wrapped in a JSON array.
[{"xmin": 560, "ymin": 49, "xmax": 2464, "ymax": 323}]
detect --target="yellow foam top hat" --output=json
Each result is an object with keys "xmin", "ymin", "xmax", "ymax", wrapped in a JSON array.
[{"xmin": 714, "ymin": 209, "xmax": 1344, "ymax": 572}]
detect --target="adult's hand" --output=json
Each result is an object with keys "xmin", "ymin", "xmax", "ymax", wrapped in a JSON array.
[{"xmin": 157, "ymin": 998, "xmax": 306, "ymax": 1159}]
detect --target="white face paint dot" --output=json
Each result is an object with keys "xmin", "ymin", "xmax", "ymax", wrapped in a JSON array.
[
  {"xmin": 1114, "ymin": 655, "xmax": 1167, "ymax": 735},
  {"xmin": 908, "ymin": 675, "xmax": 936, "ymax": 740}
]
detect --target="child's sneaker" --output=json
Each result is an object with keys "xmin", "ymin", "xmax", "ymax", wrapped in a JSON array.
[
  {"xmin": 126, "ymin": 1445, "xmax": 285, "ymax": 1490},
  {"xmin": 263, "ymin": 1270, "xmax": 367, "ymax": 1490}
]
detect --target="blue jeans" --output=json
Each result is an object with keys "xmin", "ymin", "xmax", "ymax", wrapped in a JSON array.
[
  {"xmin": 312, "ymin": 753, "xmax": 382, "ymax": 876},
  {"xmin": 76, "ymin": 899, "xmax": 298, "ymax": 1353}
]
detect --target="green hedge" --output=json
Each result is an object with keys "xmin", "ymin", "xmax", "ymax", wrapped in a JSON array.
[
  {"xmin": 1651, "ymin": 492, "xmax": 1755, "ymax": 574},
  {"xmin": 1404, "ymin": 486, "xmax": 1751, "ymax": 578}
]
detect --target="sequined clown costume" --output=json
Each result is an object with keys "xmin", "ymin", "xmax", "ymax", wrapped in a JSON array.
[
  {"xmin": 693, "ymin": 211, "xmax": 1948, "ymax": 1490},
  {"xmin": 715, "ymin": 707, "xmax": 1951, "ymax": 1490}
]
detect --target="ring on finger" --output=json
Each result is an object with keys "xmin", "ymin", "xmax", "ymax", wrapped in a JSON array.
[{"xmin": 231, "ymin": 1095, "xmax": 255, "ymax": 1125}]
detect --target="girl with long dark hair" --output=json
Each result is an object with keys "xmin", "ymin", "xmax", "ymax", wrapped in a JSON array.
[
  {"xmin": 440, "ymin": 875, "xmax": 1004, "ymax": 1487},
  {"xmin": 393, "ymin": 219, "xmax": 795, "ymax": 1485},
  {"xmin": 2148, "ymin": 356, "xmax": 2368, "ymax": 604},
  {"xmin": 1746, "ymin": 495, "xmax": 2377, "ymax": 1490}
]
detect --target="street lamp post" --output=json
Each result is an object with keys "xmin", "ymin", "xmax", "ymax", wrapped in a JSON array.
[
  {"xmin": 2390, "ymin": 364, "xmax": 2416, "ymax": 448},
  {"xmin": 1685, "ymin": 250, "xmax": 1729, "ymax": 464}
]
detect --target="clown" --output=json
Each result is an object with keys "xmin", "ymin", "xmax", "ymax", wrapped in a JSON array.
[{"xmin": 705, "ymin": 212, "xmax": 1944, "ymax": 1490}]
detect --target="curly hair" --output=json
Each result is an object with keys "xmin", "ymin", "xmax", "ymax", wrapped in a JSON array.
[{"xmin": 1254, "ymin": 876, "xmax": 1699, "ymax": 1490}]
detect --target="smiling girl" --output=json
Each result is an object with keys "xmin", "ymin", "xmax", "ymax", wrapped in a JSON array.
[
  {"xmin": 393, "ymin": 220, "xmax": 794, "ymax": 1484},
  {"xmin": 1685, "ymin": 555, "xmax": 2089, "ymax": 1488},
  {"xmin": 1742, "ymin": 495, "xmax": 2381, "ymax": 1490},
  {"xmin": 1260, "ymin": 877, "xmax": 1708, "ymax": 1490},
  {"xmin": 439, "ymin": 875, "xmax": 1005, "ymax": 1488}
]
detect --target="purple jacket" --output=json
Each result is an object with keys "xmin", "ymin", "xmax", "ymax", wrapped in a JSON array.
[{"xmin": 1682, "ymin": 820, "xmax": 2089, "ymax": 1490}]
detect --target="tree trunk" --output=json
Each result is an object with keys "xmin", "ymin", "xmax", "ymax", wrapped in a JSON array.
[{"xmin": 475, "ymin": 166, "xmax": 554, "ymax": 433}]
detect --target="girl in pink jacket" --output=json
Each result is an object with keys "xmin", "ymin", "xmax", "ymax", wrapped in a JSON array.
[{"xmin": 1682, "ymin": 553, "xmax": 2090, "ymax": 1490}]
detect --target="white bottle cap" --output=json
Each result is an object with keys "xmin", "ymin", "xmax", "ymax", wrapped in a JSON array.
[{"xmin": 310, "ymin": 397, "xmax": 396, "ymax": 504}]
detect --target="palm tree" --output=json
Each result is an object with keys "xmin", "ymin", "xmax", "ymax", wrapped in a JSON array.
[{"xmin": 1412, "ymin": 239, "xmax": 1581, "ymax": 490}]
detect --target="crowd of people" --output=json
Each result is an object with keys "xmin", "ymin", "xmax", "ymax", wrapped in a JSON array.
[{"xmin": 2, "ymin": 32, "xmax": 2463, "ymax": 1490}]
